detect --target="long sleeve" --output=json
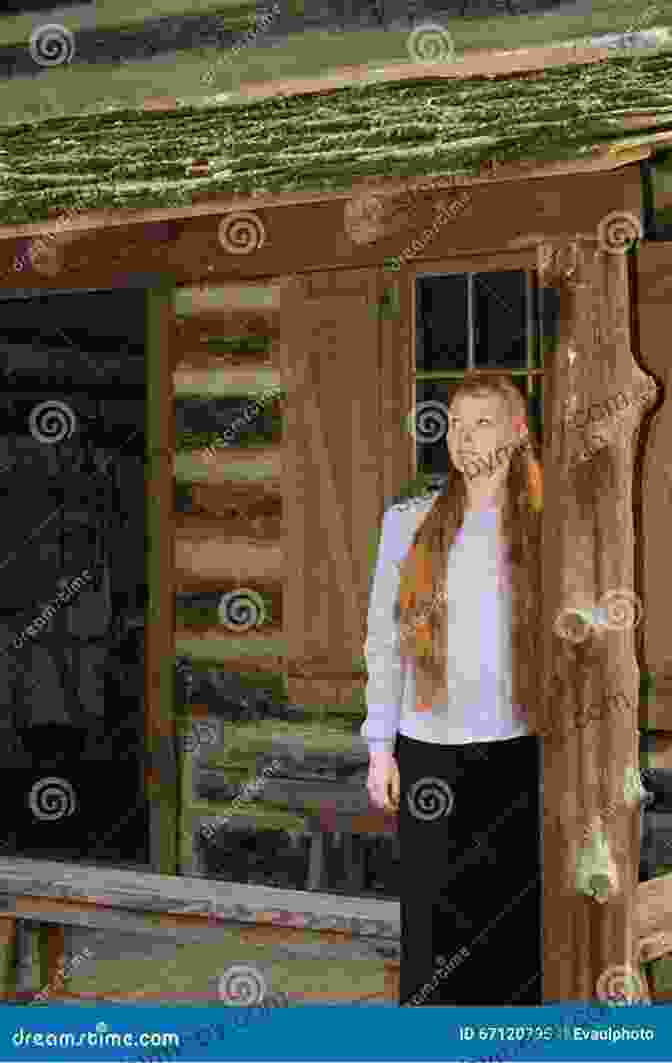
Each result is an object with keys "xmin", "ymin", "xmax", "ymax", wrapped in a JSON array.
[{"xmin": 361, "ymin": 505, "xmax": 406, "ymax": 754}]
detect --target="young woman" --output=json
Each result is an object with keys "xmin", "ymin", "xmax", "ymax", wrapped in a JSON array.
[{"xmin": 362, "ymin": 374, "xmax": 544, "ymax": 1006}]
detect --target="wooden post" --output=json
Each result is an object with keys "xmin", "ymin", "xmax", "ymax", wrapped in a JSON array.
[
  {"xmin": 537, "ymin": 233, "xmax": 657, "ymax": 1000},
  {"xmin": 145, "ymin": 282, "xmax": 179, "ymax": 874},
  {"xmin": 0, "ymin": 916, "xmax": 17, "ymax": 1000},
  {"xmin": 14, "ymin": 921, "xmax": 39, "ymax": 1000},
  {"xmin": 37, "ymin": 925, "xmax": 66, "ymax": 1000}
]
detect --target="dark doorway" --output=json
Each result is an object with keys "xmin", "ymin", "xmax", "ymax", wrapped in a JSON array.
[{"xmin": 0, "ymin": 287, "xmax": 149, "ymax": 866}]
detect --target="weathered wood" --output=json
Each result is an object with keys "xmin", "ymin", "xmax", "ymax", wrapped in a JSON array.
[
  {"xmin": 0, "ymin": 916, "xmax": 17, "ymax": 1000},
  {"xmin": 384, "ymin": 959, "xmax": 400, "ymax": 1001},
  {"xmin": 538, "ymin": 231, "xmax": 654, "ymax": 1000},
  {"xmin": 174, "ymin": 630, "xmax": 285, "ymax": 671},
  {"xmin": 634, "ymin": 242, "xmax": 672, "ymax": 731},
  {"xmin": 0, "ymin": 169, "xmax": 642, "ymax": 292},
  {"xmin": 175, "ymin": 445, "xmax": 282, "ymax": 485},
  {"xmin": 0, "ymin": 857, "xmax": 399, "ymax": 944},
  {"xmin": 147, "ymin": 283, "xmax": 179, "ymax": 875},
  {"xmin": 190, "ymin": 481, "xmax": 282, "ymax": 524},
  {"xmin": 280, "ymin": 270, "xmax": 380, "ymax": 716},
  {"xmin": 636, "ymin": 872, "xmax": 672, "ymax": 962},
  {"xmin": 14, "ymin": 921, "xmax": 38, "ymax": 997},
  {"xmin": 174, "ymin": 283, "xmax": 281, "ymax": 318},
  {"xmin": 175, "ymin": 365, "xmax": 281, "ymax": 398},
  {"xmin": 175, "ymin": 521, "xmax": 283, "ymax": 590},
  {"xmin": 37, "ymin": 924, "xmax": 66, "ymax": 1001}
]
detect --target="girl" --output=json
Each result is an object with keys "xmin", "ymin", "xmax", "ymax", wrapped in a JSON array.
[{"xmin": 362, "ymin": 373, "xmax": 544, "ymax": 1006}]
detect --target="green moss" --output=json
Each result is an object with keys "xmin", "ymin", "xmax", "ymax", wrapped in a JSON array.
[{"xmin": 1, "ymin": 52, "xmax": 671, "ymax": 224}]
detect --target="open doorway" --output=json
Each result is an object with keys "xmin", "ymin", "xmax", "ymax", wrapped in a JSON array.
[{"xmin": 0, "ymin": 286, "xmax": 149, "ymax": 867}]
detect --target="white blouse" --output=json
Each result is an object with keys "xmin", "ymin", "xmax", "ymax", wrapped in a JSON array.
[{"xmin": 361, "ymin": 492, "xmax": 529, "ymax": 753}]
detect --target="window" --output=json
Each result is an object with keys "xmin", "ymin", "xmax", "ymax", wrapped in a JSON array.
[{"xmin": 414, "ymin": 269, "xmax": 559, "ymax": 481}]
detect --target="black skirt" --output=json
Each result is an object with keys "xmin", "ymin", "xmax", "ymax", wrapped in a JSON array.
[{"xmin": 396, "ymin": 731, "xmax": 542, "ymax": 1006}]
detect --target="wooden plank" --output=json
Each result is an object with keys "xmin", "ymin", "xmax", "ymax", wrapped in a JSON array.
[
  {"xmin": 37, "ymin": 924, "xmax": 66, "ymax": 1001},
  {"xmin": 0, "ymin": 168, "xmax": 643, "ymax": 293},
  {"xmin": 174, "ymin": 365, "xmax": 281, "ymax": 397},
  {"xmin": 636, "ymin": 873, "xmax": 672, "ymax": 962},
  {"xmin": 175, "ymin": 523, "xmax": 283, "ymax": 591},
  {"xmin": 280, "ymin": 271, "xmax": 381, "ymax": 715},
  {"xmin": 0, "ymin": 857, "xmax": 399, "ymax": 942},
  {"xmin": 147, "ymin": 283, "xmax": 179, "ymax": 875},
  {"xmin": 174, "ymin": 283, "xmax": 280, "ymax": 317},
  {"xmin": 0, "ymin": 916, "xmax": 17, "ymax": 1000},
  {"xmin": 538, "ymin": 230, "xmax": 651, "ymax": 1000},
  {"xmin": 174, "ymin": 446, "xmax": 281, "ymax": 485},
  {"xmin": 190, "ymin": 481, "xmax": 282, "ymax": 522},
  {"xmin": 635, "ymin": 242, "xmax": 672, "ymax": 731}
]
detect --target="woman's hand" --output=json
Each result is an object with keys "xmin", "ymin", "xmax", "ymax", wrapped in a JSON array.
[{"xmin": 367, "ymin": 750, "xmax": 400, "ymax": 813}]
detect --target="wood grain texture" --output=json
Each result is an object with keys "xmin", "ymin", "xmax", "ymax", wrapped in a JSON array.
[{"xmin": 538, "ymin": 230, "xmax": 653, "ymax": 1000}]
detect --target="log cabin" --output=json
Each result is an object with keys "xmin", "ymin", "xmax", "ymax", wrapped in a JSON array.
[{"xmin": 0, "ymin": 39, "xmax": 672, "ymax": 1005}]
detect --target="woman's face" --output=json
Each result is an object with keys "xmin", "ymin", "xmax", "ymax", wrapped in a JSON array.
[{"xmin": 446, "ymin": 391, "xmax": 526, "ymax": 481}]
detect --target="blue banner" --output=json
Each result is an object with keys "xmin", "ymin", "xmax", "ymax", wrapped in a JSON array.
[{"xmin": 0, "ymin": 1005, "xmax": 670, "ymax": 1061}]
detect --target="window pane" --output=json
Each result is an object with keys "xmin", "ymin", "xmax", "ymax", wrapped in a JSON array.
[
  {"xmin": 416, "ymin": 275, "xmax": 469, "ymax": 374},
  {"xmin": 474, "ymin": 271, "xmax": 527, "ymax": 369}
]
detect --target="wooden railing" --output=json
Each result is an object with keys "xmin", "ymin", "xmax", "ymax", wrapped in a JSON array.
[{"xmin": 0, "ymin": 856, "xmax": 400, "ymax": 1003}]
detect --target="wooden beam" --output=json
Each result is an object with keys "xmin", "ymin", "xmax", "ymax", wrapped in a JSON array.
[
  {"xmin": 146, "ymin": 282, "xmax": 179, "ymax": 874},
  {"xmin": 0, "ymin": 857, "xmax": 399, "ymax": 945},
  {"xmin": 0, "ymin": 916, "xmax": 17, "ymax": 1000},
  {"xmin": 175, "ymin": 522, "xmax": 283, "ymax": 590},
  {"xmin": 37, "ymin": 924, "xmax": 66, "ymax": 1001}
]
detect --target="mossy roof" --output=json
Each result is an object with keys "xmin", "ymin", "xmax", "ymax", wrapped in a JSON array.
[{"xmin": 1, "ymin": 51, "xmax": 672, "ymax": 226}]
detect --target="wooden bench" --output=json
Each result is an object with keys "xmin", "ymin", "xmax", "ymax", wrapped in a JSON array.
[{"xmin": 0, "ymin": 855, "xmax": 400, "ymax": 1003}]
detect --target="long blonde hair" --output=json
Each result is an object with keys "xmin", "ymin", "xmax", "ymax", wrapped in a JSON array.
[{"xmin": 394, "ymin": 373, "xmax": 544, "ymax": 723}]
